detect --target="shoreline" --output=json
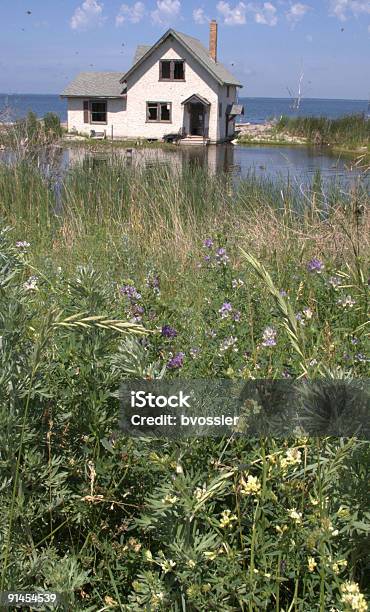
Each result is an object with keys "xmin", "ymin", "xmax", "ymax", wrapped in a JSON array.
[{"xmin": 1, "ymin": 117, "xmax": 368, "ymax": 160}]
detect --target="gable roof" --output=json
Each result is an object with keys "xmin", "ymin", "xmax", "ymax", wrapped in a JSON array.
[
  {"xmin": 125, "ymin": 29, "xmax": 242, "ymax": 88},
  {"xmin": 181, "ymin": 93, "xmax": 211, "ymax": 106},
  {"xmin": 133, "ymin": 45, "xmax": 151, "ymax": 64},
  {"xmin": 61, "ymin": 72, "xmax": 125, "ymax": 98}
]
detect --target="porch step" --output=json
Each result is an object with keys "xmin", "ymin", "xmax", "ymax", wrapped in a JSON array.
[{"xmin": 180, "ymin": 135, "xmax": 210, "ymax": 146}]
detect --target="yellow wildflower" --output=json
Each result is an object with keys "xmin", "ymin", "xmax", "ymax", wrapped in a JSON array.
[
  {"xmin": 219, "ymin": 508, "xmax": 238, "ymax": 528},
  {"xmin": 333, "ymin": 559, "xmax": 348, "ymax": 574},
  {"xmin": 162, "ymin": 494, "xmax": 177, "ymax": 505},
  {"xmin": 340, "ymin": 581, "xmax": 368, "ymax": 611},
  {"xmin": 104, "ymin": 596, "xmax": 118, "ymax": 607},
  {"xmin": 308, "ymin": 557, "xmax": 317, "ymax": 572},
  {"xmin": 287, "ymin": 508, "xmax": 302, "ymax": 523},
  {"xmin": 276, "ymin": 524, "xmax": 288, "ymax": 535},
  {"xmin": 151, "ymin": 592, "xmax": 164, "ymax": 606},
  {"xmin": 160, "ymin": 559, "xmax": 176, "ymax": 573},
  {"xmin": 204, "ymin": 551, "xmax": 217, "ymax": 560},
  {"xmin": 194, "ymin": 485, "xmax": 207, "ymax": 500},
  {"xmin": 337, "ymin": 505, "xmax": 350, "ymax": 518},
  {"xmin": 240, "ymin": 474, "xmax": 261, "ymax": 496},
  {"xmin": 281, "ymin": 448, "xmax": 302, "ymax": 469}
]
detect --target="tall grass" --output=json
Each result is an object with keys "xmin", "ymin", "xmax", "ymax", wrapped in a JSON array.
[
  {"xmin": 276, "ymin": 113, "xmax": 370, "ymax": 148},
  {"xmin": 0, "ymin": 158, "xmax": 367, "ymax": 275}
]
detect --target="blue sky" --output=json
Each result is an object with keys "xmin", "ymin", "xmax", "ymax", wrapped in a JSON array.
[{"xmin": 1, "ymin": 0, "xmax": 369, "ymax": 98}]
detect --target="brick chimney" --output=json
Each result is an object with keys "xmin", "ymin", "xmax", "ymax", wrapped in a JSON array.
[{"xmin": 209, "ymin": 19, "xmax": 218, "ymax": 62}]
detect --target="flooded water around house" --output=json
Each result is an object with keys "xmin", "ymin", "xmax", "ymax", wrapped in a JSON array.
[
  {"xmin": 1, "ymin": 142, "xmax": 368, "ymax": 188},
  {"xmin": 58, "ymin": 143, "xmax": 367, "ymax": 186}
]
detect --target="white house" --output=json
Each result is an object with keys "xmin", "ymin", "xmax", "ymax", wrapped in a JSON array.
[{"xmin": 61, "ymin": 21, "xmax": 244, "ymax": 144}]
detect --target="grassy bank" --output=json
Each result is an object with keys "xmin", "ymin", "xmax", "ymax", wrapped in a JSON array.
[
  {"xmin": 0, "ymin": 158, "xmax": 369, "ymax": 610},
  {"xmin": 275, "ymin": 113, "xmax": 370, "ymax": 151}
]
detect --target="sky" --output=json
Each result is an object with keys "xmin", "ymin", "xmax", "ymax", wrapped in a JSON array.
[{"xmin": 0, "ymin": 0, "xmax": 369, "ymax": 98}]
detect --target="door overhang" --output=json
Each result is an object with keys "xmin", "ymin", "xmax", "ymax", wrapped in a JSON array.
[{"xmin": 181, "ymin": 93, "xmax": 211, "ymax": 107}]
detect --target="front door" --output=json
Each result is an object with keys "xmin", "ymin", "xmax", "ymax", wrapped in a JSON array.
[{"xmin": 190, "ymin": 103, "xmax": 204, "ymax": 136}]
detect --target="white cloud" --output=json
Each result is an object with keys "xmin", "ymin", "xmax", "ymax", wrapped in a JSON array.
[
  {"xmin": 116, "ymin": 2, "xmax": 145, "ymax": 25},
  {"xmin": 252, "ymin": 2, "xmax": 278, "ymax": 26},
  {"xmin": 70, "ymin": 0, "xmax": 105, "ymax": 30},
  {"xmin": 193, "ymin": 7, "xmax": 210, "ymax": 24},
  {"xmin": 329, "ymin": 0, "xmax": 370, "ymax": 22},
  {"xmin": 217, "ymin": 1, "xmax": 247, "ymax": 25},
  {"xmin": 286, "ymin": 3, "xmax": 310, "ymax": 23},
  {"xmin": 306, "ymin": 33, "xmax": 313, "ymax": 41},
  {"xmin": 151, "ymin": 0, "xmax": 181, "ymax": 24}
]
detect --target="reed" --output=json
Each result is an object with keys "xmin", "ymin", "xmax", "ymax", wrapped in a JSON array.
[{"xmin": 276, "ymin": 113, "xmax": 370, "ymax": 147}]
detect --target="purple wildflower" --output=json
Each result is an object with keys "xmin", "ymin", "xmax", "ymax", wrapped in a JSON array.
[
  {"xmin": 120, "ymin": 284, "xmax": 141, "ymax": 302},
  {"xmin": 355, "ymin": 353, "xmax": 368, "ymax": 363},
  {"xmin": 16, "ymin": 241, "xmax": 30, "ymax": 249},
  {"xmin": 23, "ymin": 275, "xmax": 38, "ymax": 291},
  {"xmin": 206, "ymin": 329, "xmax": 217, "ymax": 339},
  {"xmin": 219, "ymin": 302, "xmax": 233, "ymax": 318},
  {"xmin": 279, "ymin": 290, "xmax": 288, "ymax": 297},
  {"xmin": 203, "ymin": 238, "xmax": 213, "ymax": 248},
  {"xmin": 216, "ymin": 247, "xmax": 229, "ymax": 265},
  {"xmin": 219, "ymin": 336, "xmax": 238, "ymax": 353},
  {"xmin": 328, "ymin": 275, "xmax": 341, "ymax": 289},
  {"xmin": 261, "ymin": 326, "xmax": 277, "ymax": 347},
  {"xmin": 307, "ymin": 258, "xmax": 324, "ymax": 273},
  {"xmin": 204, "ymin": 255, "xmax": 211, "ymax": 263},
  {"xmin": 161, "ymin": 325, "xmax": 177, "ymax": 338},
  {"xmin": 167, "ymin": 352, "xmax": 185, "ymax": 370},
  {"xmin": 233, "ymin": 310, "xmax": 241, "ymax": 322},
  {"xmin": 131, "ymin": 305, "xmax": 144, "ymax": 323},
  {"xmin": 146, "ymin": 273, "xmax": 160, "ymax": 292},
  {"xmin": 337, "ymin": 295, "xmax": 356, "ymax": 308}
]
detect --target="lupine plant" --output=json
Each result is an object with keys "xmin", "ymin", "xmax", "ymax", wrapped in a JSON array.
[{"xmin": 0, "ymin": 156, "xmax": 369, "ymax": 610}]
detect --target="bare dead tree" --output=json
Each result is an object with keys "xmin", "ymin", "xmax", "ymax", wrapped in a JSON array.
[{"xmin": 287, "ymin": 69, "xmax": 305, "ymax": 111}]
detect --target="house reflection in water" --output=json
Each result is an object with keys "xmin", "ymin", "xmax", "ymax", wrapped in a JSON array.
[{"xmin": 63, "ymin": 144, "xmax": 240, "ymax": 178}]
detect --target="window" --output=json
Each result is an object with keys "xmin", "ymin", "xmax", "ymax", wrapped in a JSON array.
[
  {"xmin": 91, "ymin": 101, "xmax": 107, "ymax": 123},
  {"xmin": 159, "ymin": 60, "xmax": 185, "ymax": 81},
  {"xmin": 160, "ymin": 60, "xmax": 171, "ymax": 79},
  {"xmin": 219, "ymin": 102, "xmax": 222, "ymax": 118},
  {"xmin": 226, "ymin": 85, "xmax": 230, "ymax": 97},
  {"xmin": 147, "ymin": 103, "xmax": 158, "ymax": 121},
  {"xmin": 146, "ymin": 102, "xmax": 172, "ymax": 123},
  {"xmin": 173, "ymin": 60, "xmax": 185, "ymax": 80}
]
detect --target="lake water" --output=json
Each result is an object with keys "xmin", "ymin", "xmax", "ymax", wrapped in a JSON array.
[
  {"xmin": 1, "ymin": 94, "xmax": 369, "ymax": 124},
  {"xmin": 36, "ymin": 143, "xmax": 367, "ymax": 187}
]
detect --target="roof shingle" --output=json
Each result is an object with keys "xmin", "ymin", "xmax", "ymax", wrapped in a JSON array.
[
  {"xmin": 123, "ymin": 29, "xmax": 242, "ymax": 87},
  {"xmin": 61, "ymin": 72, "xmax": 125, "ymax": 98}
]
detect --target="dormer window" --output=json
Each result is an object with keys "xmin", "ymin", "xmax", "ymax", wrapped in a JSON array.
[{"xmin": 159, "ymin": 60, "xmax": 185, "ymax": 81}]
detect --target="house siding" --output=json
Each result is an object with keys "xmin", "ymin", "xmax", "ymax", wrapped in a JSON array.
[{"xmin": 66, "ymin": 36, "xmax": 238, "ymax": 143}]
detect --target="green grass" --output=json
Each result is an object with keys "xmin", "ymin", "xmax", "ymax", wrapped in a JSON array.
[
  {"xmin": 275, "ymin": 113, "xmax": 370, "ymax": 148},
  {"xmin": 0, "ymin": 158, "xmax": 369, "ymax": 610}
]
